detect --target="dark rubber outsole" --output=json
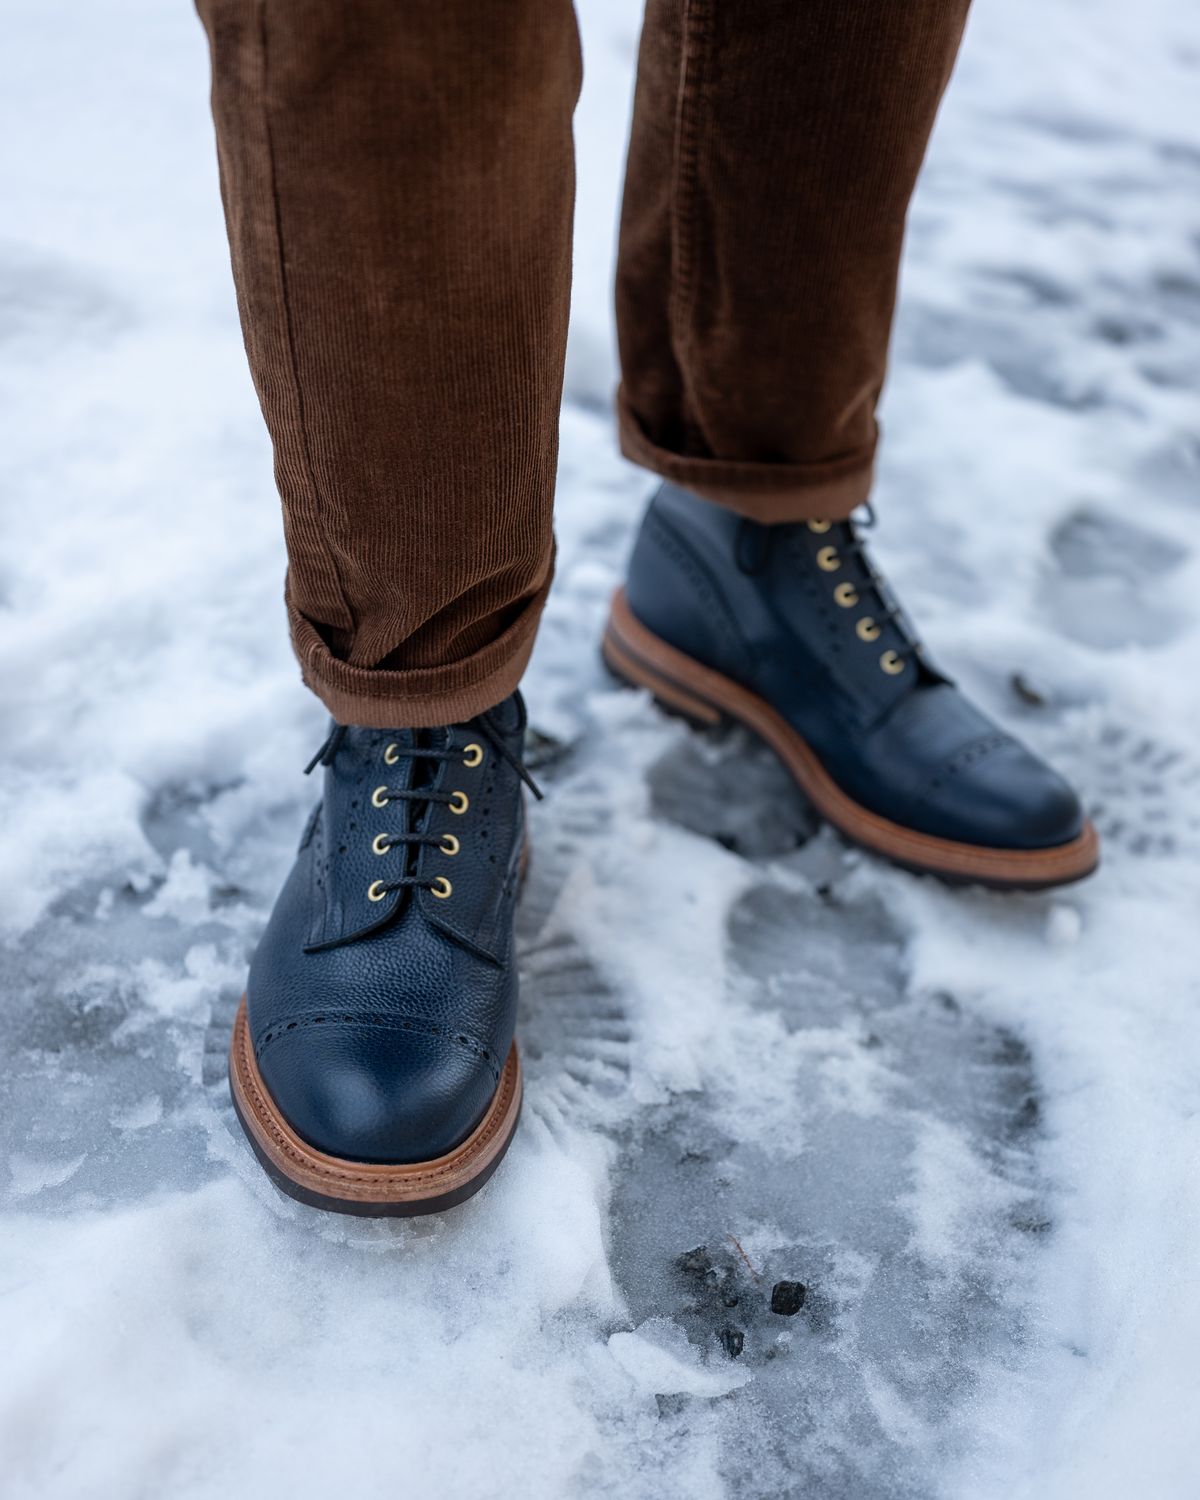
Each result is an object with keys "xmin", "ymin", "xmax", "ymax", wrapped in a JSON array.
[{"xmin": 602, "ymin": 587, "xmax": 1100, "ymax": 891}]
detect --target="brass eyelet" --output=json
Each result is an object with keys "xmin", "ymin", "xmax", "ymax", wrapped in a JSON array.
[
  {"xmin": 880, "ymin": 650, "xmax": 906, "ymax": 675},
  {"xmin": 367, "ymin": 880, "xmax": 388, "ymax": 903},
  {"xmin": 461, "ymin": 742, "xmax": 484, "ymax": 768},
  {"xmin": 371, "ymin": 785, "xmax": 390, "ymax": 809},
  {"xmin": 449, "ymin": 791, "xmax": 469, "ymax": 815},
  {"xmin": 440, "ymin": 833, "xmax": 460, "ymax": 857},
  {"xmin": 816, "ymin": 546, "xmax": 840, "ymax": 572},
  {"xmin": 856, "ymin": 617, "xmax": 881, "ymax": 642},
  {"xmin": 834, "ymin": 582, "xmax": 859, "ymax": 608},
  {"xmin": 371, "ymin": 833, "xmax": 391, "ymax": 856},
  {"xmin": 807, "ymin": 519, "xmax": 832, "ymax": 534},
  {"xmin": 430, "ymin": 876, "xmax": 453, "ymax": 900},
  {"xmin": 383, "ymin": 742, "xmax": 400, "ymax": 765}
]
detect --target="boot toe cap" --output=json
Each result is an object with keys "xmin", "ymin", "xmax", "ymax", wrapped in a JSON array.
[
  {"xmin": 256, "ymin": 1018, "xmax": 500, "ymax": 1165},
  {"xmin": 932, "ymin": 737, "xmax": 1086, "ymax": 850}
]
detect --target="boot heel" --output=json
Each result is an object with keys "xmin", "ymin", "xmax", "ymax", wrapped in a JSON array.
[{"xmin": 601, "ymin": 608, "xmax": 725, "ymax": 730}]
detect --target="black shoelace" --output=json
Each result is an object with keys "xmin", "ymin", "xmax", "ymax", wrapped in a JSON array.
[
  {"xmin": 834, "ymin": 506, "xmax": 923, "ymax": 670},
  {"xmin": 737, "ymin": 503, "xmax": 923, "ymax": 675},
  {"xmin": 304, "ymin": 706, "xmax": 542, "ymax": 903}
]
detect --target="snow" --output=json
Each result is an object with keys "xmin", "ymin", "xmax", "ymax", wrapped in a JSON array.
[
  {"xmin": 1, "ymin": 0, "xmax": 1198, "ymax": 1496},
  {"xmin": 608, "ymin": 1319, "xmax": 752, "ymax": 1398}
]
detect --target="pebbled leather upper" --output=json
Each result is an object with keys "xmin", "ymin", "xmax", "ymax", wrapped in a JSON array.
[
  {"xmin": 246, "ymin": 693, "xmax": 527, "ymax": 1164},
  {"xmin": 624, "ymin": 483, "xmax": 1084, "ymax": 851}
]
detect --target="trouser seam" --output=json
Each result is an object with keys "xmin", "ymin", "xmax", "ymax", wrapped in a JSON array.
[{"xmin": 256, "ymin": 0, "xmax": 356, "ymax": 639}]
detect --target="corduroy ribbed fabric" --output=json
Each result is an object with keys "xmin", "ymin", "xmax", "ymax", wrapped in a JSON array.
[
  {"xmin": 616, "ymin": 0, "xmax": 971, "ymax": 522},
  {"xmin": 196, "ymin": 0, "xmax": 969, "ymax": 727},
  {"xmin": 196, "ymin": 0, "xmax": 580, "ymax": 726}
]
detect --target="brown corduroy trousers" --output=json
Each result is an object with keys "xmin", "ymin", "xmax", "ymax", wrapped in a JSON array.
[{"xmin": 196, "ymin": 0, "xmax": 971, "ymax": 728}]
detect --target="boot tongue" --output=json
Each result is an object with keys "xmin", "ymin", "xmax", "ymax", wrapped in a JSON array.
[{"xmin": 302, "ymin": 727, "xmax": 423, "ymax": 952}]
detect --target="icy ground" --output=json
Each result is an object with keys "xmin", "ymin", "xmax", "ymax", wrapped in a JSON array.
[{"xmin": 1, "ymin": 1, "xmax": 1198, "ymax": 1496}]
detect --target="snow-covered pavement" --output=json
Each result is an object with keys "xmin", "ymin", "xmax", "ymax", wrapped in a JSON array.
[{"xmin": 1, "ymin": 2, "xmax": 1198, "ymax": 1496}]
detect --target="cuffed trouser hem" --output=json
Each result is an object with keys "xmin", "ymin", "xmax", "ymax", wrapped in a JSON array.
[
  {"xmin": 617, "ymin": 386, "xmax": 874, "ymax": 524},
  {"xmin": 288, "ymin": 574, "xmax": 551, "ymax": 729}
]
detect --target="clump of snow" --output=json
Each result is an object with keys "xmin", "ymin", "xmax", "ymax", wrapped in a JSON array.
[
  {"xmin": 608, "ymin": 1318, "xmax": 751, "ymax": 1398},
  {"xmin": 7, "ymin": 1153, "xmax": 86, "ymax": 1198}
]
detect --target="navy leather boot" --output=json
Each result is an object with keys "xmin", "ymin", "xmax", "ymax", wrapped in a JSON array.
[
  {"xmin": 229, "ymin": 691, "xmax": 537, "ymax": 1215},
  {"xmin": 604, "ymin": 484, "xmax": 1098, "ymax": 888}
]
